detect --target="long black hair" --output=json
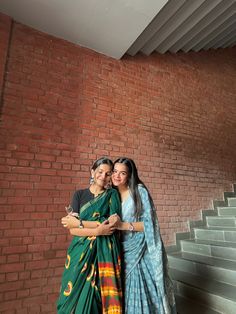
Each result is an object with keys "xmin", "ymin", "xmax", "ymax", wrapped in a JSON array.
[
  {"xmin": 91, "ymin": 157, "xmax": 113, "ymax": 171},
  {"xmin": 113, "ymin": 157, "xmax": 155, "ymax": 219}
]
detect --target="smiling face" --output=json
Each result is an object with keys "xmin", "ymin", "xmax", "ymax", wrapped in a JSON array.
[
  {"xmin": 112, "ymin": 163, "xmax": 129, "ymax": 188},
  {"xmin": 91, "ymin": 164, "xmax": 112, "ymax": 188}
]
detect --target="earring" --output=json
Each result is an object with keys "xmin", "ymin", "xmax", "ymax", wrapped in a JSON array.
[
  {"xmin": 90, "ymin": 177, "xmax": 94, "ymax": 185},
  {"xmin": 105, "ymin": 181, "xmax": 112, "ymax": 189}
]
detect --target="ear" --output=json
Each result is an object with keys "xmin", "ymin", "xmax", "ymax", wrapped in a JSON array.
[
  {"xmin": 91, "ymin": 169, "xmax": 95, "ymax": 178},
  {"xmin": 105, "ymin": 180, "xmax": 111, "ymax": 189}
]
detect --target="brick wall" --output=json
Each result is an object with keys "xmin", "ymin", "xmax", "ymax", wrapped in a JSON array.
[
  {"xmin": 0, "ymin": 15, "xmax": 236, "ymax": 313},
  {"xmin": 0, "ymin": 13, "xmax": 11, "ymax": 109}
]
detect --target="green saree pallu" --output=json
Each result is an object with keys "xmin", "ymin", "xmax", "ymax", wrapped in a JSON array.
[{"xmin": 57, "ymin": 188, "xmax": 123, "ymax": 314}]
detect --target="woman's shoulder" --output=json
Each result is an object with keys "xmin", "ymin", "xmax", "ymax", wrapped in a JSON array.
[
  {"xmin": 108, "ymin": 187, "xmax": 119, "ymax": 195},
  {"xmin": 107, "ymin": 188, "xmax": 121, "ymax": 200},
  {"xmin": 138, "ymin": 184, "xmax": 147, "ymax": 193},
  {"xmin": 137, "ymin": 184, "xmax": 150, "ymax": 199},
  {"xmin": 73, "ymin": 188, "xmax": 90, "ymax": 197}
]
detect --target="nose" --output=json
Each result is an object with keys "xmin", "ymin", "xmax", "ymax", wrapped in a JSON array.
[{"xmin": 101, "ymin": 173, "xmax": 106, "ymax": 179}]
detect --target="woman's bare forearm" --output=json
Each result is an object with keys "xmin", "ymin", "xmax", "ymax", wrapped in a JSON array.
[
  {"xmin": 117, "ymin": 221, "xmax": 144, "ymax": 232},
  {"xmin": 82, "ymin": 221, "xmax": 99, "ymax": 228},
  {"xmin": 69, "ymin": 227, "xmax": 99, "ymax": 237},
  {"xmin": 68, "ymin": 220, "xmax": 116, "ymax": 237},
  {"xmin": 62, "ymin": 216, "xmax": 99, "ymax": 229}
]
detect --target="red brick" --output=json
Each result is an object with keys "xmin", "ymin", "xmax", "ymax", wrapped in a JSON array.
[
  {"xmin": 0, "ymin": 280, "xmax": 23, "ymax": 292},
  {"xmin": 7, "ymin": 197, "xmax": 31, "ymax": 205},
  {"xmin": 25, "ymin": 260, "xmax": 48, "ymax": 270},
  {"xmin": 17, "ymin": 289, "xmax": 30, "ymax": 299},
  {"xmin": 22, "ymin": 295, "xmax": 47, "ymax": 306},
  {"xmin": 0, "ymin": 274, "xmax": 5, "ymax": 283},
  {"xmin": 2, "ymin": 245, "xmax": 27, "ymax": 255},
  {"xmin": 4, "ymin": 290, "xmax": 17, "ymax": 301},
  {"xmin": 5, "ymin": 213, "xmax": 30, "ymax": 220},
  {"xmin": 27, "ymin": 243, "xmax": 50, "ymax": 252},
  {"xmin": 6, "ymin": 272, "xmax": 18, "ymax": 281},
  {"xmin": 0, "ymin": 300, "xmax": 22, "ymax": 312},
  {"xmin": 24, "ymin": 278, "xmax": 47, "ymax": 289},
  {"xmin": 4, "ymin": 228, "xmax": 29, "ymax": 237},
  {"xmin": 19, "ymin": 271, "xmax": 30, "ymax": 280}
]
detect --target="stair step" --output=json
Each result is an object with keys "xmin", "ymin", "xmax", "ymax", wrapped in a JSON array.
[
  {"xmin": 171, "ymin": 269, "xmax": 236, "ymax": 301},
  {"xmin": 174, "ymin": 279, "xmax": 236, "ymax": 314},
  {"xmin": 168, "ymin": 252, "xmax": 236, "ymax": 286},
  {"xmin": 181, "ymin": 239, "xmax": 236, "ymax": 261},
  {"xmin": 218, "ymin": 206, "xmax": 236, "ymax": 216},
  {"xmin": 169, "ymin": 251, "xmax": 236, "ymax": 270},
  {"xmin": 194, "ymin": 227, "xmax": 236, "ymax": 243},
  {"xmin": 170, "ymin": 190, "xmax": 236, "ymax": 313},
  {"xmin": 228, "ymin": 198, "xmax": 236, "ymax": 207},
  {"xmin": 175, "ymin": 294, "xmax": 221, "ymax": 314},
  {"xmin": 207, "ymin": 216, "xmax": 236, "ymax": 228}
]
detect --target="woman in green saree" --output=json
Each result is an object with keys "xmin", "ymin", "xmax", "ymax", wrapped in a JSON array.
[{"xmin": 57, "ymin": 157, "xmax": 123, "ymax": 314}]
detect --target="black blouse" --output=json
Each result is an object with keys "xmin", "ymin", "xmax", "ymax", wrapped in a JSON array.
[{"xmin": 71, "ymin": 188, "xmax": 94, "ymax": 214}]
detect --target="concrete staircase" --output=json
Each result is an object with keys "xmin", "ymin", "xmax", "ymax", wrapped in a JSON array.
[{"xmin": 167, "ymin": 185, "xmax": 236, "ymax": 314}]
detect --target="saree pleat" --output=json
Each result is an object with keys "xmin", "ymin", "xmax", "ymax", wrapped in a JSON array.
[{"xmin": 57, "ymin": 189, "xmax": 122, "ymax": 314}]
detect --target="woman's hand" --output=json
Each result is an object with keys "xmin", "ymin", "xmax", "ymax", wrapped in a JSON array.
[
  {"xmin": 108, "ymin": 214, "xmax": 121, "ymax": 228},
  {"xmin": 61, "ymin": 215, "xmax": 79, "ymax": 229},
  {"xmin": 96, "ymin": 220, "xmax": 116, "ymax": 236},
  {"xmin": 61, "ymin": 215, "xmax": 118, "ymax": 236}
]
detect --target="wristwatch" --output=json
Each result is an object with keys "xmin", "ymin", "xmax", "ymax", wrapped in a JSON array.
[
  {"xmin": 78, "ymin": 219, "xmax": 84, "ymax": 229},
  {"xmin": 128, "ymin": 222, "xmax": 134, "ymax": 231}
]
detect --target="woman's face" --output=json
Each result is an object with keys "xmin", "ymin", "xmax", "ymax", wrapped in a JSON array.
[
  {"xmin": 112, "ymin": 163, "xmax": 129, "ymax": 187},
  {"xmin": 91, "ymin": 164, "xmax": 112, "ymax": 188}
]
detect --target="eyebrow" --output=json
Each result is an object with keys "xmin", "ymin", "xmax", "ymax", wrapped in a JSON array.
[{"xmin": 114, "ymin": 169, "xmax": 127, "ymax": 174}]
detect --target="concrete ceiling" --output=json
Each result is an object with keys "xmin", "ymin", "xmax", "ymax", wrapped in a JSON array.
[{"xmin": 0, "ymin": 0, "xmax": 235, "ymax": 59}]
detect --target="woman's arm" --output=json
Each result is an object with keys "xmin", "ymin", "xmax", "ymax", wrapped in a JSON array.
[
  {"xmin": 116, "ymin": 221, "xmax": 144, "ymax": 232},
  {"xmin": 69, "ymin": 220, "xmax": 116, "ymax": 237},
  {"xmin": 61, "ymin": 215, "xmax": 99, "ymax": 229},
  {"xmin": 108, "ymin": 214, "xmax": 144, "ymax": 232}
]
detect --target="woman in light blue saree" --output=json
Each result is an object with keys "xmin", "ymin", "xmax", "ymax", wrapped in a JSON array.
[{"xmin": 110, "ymin": 157, "xmax": 176, "ymax": 314}]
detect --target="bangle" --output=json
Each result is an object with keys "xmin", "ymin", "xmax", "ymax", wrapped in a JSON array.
[
  {"xmin": 78, "ymin": 219, "xmax": 84, "ymax": 229},
  {"xmin": 128, "ymin": 222, "xmax": 134, "ymax": 231}
]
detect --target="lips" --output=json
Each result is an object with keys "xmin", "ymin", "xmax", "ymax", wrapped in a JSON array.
[
  {"xmin": 112, "ymin": 179, "xmax": 121, "ymax": 185},
  {"xmin": 97, "ymin": 179, "xmax": 105, "ymax": 184}
]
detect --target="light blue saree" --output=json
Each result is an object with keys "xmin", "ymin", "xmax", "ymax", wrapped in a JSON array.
[{"xmin": 121, "ymin": 185, "xmax": 176, "ymax": 314}]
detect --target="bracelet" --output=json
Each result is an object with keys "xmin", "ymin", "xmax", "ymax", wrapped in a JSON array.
[{"xmin": 128, "ymin": 222, "xmax": 134, "ymax": 231}]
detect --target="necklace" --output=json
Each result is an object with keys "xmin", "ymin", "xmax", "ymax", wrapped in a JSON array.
[{"xmin": 89, "ymin": 185, "xmax": 104, "ymax": 197}]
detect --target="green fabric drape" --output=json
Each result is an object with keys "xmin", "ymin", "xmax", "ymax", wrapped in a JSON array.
[{"xmin": 57, "ymin": 189, "xmax": 122, "ymax": 314}]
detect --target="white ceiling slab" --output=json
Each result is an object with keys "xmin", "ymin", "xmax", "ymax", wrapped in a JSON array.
[
  {"xmin": 0, "ymin": 0, "xmax": 168, "ymax": 59},
  {"xmin": 0, "ymin": 0, "xmax": 235, "ymax": 59}
]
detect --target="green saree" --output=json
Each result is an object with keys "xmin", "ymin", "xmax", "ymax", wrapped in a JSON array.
[{"xmin": 57, "ymin": 188, "xmax": 122, "ymax": 314}]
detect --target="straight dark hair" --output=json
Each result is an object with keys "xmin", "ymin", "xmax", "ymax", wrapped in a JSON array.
[
  {"xmin": 91, "ymin": 157, "xmax": 113, "ymax": 171},
  {"xmin": 113, "ymin": 157, "xmax": 155, "ymax": 219}
]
